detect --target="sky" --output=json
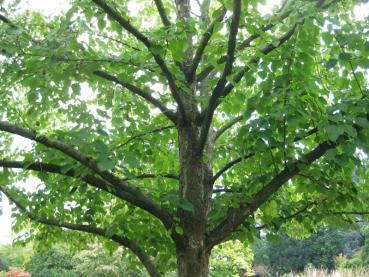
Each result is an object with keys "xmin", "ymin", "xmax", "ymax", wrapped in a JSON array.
[{"xmin": 0, "ymin": 0, "xmax": 368, "ymax": 245}]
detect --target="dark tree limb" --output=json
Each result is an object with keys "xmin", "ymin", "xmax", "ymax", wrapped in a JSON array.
[
  {"xmin": 256, "ymin": 203, "xmax": 369, "ymax": 230},
  {"xmin": 115, "ymin": 125, "xmax": 175, "ymax": 149},
  {"xmin": 123, "ymin": 173, "xmax": 179, "ymax": 181},
  {"xmin": 256, "ymin": 201, "xmax": 318, "ymax": 230},
  {"xmin": 214, "ymin": 115, "xmax": 243, "ymax": 141},
  {"xmin": 154, "ymin": 0, "xmax": 171, "ymax": 26},
  {"xmin": 0, "ymin": 188, "xmax": 161, "ymax": 277},
  {"xmin": 0, "ymin": 159, "xmax": 176, "ymax": 224},
  {"xmin": 0, "ymin": 121, "xmax": 174, "ymax": 230},
  {"xmin": 196, "ymin": 0, "xmax": 327, "ymax": 82},
  {"xmin": 0, "ymin": 14, "xmax": 13, "ymax": 25},
  {"xmin": 187, "ymin": 7, "xmax": 226, "ymax": 82},
  {"xmin": 197, "ymin": 0, "xmax": 242, "ymax": 155},
  {"xmin": 219, "ymin": 22, "xmax": 301, "ymax": 107},
  {"xmin": 92, "ymin": 0, "xmax": 186, "ymax": 120},
  {"xmin": 206, "ymin": 140, "xmax": 335, "ymax": 249},
  {"xmin": 93, "ymin": 70, "xmax": 177, "ymax": 123}
]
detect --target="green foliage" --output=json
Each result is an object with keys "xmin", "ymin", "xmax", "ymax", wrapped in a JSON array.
[
  {"xmin": 210, "ymin": 240, "xmax": 254, "ymax": 277},
  {"xmin": 0, "ymin": 244, "xmax": 32, "ymax": 269},
  {"xmin": 253, "ymin": 228, "xmax": 345, "ymax": 275},
  {"xmin": 358, "ymin": 226, "xmax": 369, "ymax": 267},
  {"xmin": 0, "ymin": 254, "xmax": 9, "ymax": 272},
  {"xmin": 0, "ymin": 0, "xmax": 368, "ymax": 275},
  {"xmin": 25, "ymin": 245, "xmax": 78, "ymax": 277},
  {"xmin": 74, "ymin": 244, "xmax": 147, "ymax": 277}
]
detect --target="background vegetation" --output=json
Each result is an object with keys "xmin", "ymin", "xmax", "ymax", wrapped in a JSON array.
[{"xmin": 2, "ymin": 226, "xmax": 369, "ymax": 276}]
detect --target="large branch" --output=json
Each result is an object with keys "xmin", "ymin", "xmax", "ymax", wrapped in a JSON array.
[
  {"xmin": 91, "ymin": 0, "xmax": 186, "ymax": 120},
  {"xmin": 197, "ymin": 0, "xmax": 242, "ymax": 155},
  {"xmin": 206, "ymin": 140, "xmax": 335, "ymax": 248},
  {"xmin": 187, "ymin": 7, "xmax": 226, "ymax": 82},
  {"xmin": 154, "ymin": 0, "xmax": 171, "ymax": 27},
  {"xmin": 0, "ymin": 14, "xmax": 13, "ymax": 25},
  {"xmin": 0, "ymin": 121, "xmax": 173, "ymax": 229},
  {"xmin": 219, "ymin": 22, "xmax": 301, "ymax": 107},
  {"xmin": 196, "ymin": 0, "xmax": 327, "ymax": 82},
  {"xmin": 93, "ymin": 70, "xmax": 177, "ymax": 123},
  {"xmin": 0, "ymin": 188, "xmax": 160, "ymax": 277},
  {"xmin": 0, "ymin": 159, "xmax": 175, "ymax": 221}
]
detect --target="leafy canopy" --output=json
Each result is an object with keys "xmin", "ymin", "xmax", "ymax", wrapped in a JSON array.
[{"xmin": 0, "ymin": 0, "xmax": 368, "ymax": 275}]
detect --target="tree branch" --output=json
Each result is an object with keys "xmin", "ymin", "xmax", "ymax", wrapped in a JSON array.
[
  {"xmin": 115, "ymin": 125, "xmax": 175, "ymax": 149},
  {"xmin": 93, "ymin": 70, "xmax": 177, "ymax": 123},
  {"xmin": 92, "ymin": 0, "xmax": 186, "ymax": 120},
  {"xmin": 212, "ymin": 126, "xmax": 318, "ymax": 183},
  {"xmin": 0, "ymin": 121, "xmax": 174, "ymax": 229},
  {"xmin": 219, "ymin": 22, "xmax": 301, "ymax": 106},
  {"xmin": 187, "ymin": 7, "xmax": 226, "ymax": 82},
  {"xmin": 154, "ymin": 0, "xmax": 171, "ymax": 26},
  {"xmin": 256, "ymin": 204, "xmax": 369, "ymax": 230},
  {"xmin": 123, "ymin": 173, "xmax": 179, "ymax": 181},
  {"xmin": 197, "ymin": 0, "xmax": 242, "ymax": 155},
  {"xmin": 0, "ymin": 159, "xmax": 176, "ymax": 227},
  {"xmin": 0, "ymin": 14, "xmax": 13, "ymax": 25},
  {"xmin": 214, "ymin": 115, "xmax": 243, "ymax": 141},
  {"xmin": 256, "ymin": 201, "xmax": 317, "ymax": 230},
  {"xmin": 206, "ymin": 140, "xmax": 335, "ymax": 248},
  {"xmin": 0, "ymin": 188, "xmax": 161, "ymax": 277},
  {"xmin": 196, "ymin": 0, "xmax": 327, "ymax": 82}
]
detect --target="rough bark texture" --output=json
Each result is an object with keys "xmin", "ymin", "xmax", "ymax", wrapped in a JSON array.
[
  {"xmin": 177, "ymin": 245, "xmax": 210, "ymax": 277},
  {"xmin": 176, "ymin": 108, "xmax": 214, "ymax": 277}
]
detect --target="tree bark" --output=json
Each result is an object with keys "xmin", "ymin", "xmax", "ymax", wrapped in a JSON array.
[
  {"xmin": 176, "ymin": 110, "xmax": 214, "ymax": 276},
  {"xmin": 176, "ymin": 245, "xmax": 211, "ymax": 277}
]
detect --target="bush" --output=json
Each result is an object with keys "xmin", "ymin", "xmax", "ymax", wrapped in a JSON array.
[
  {"xmin": 210, "ymin": 240, "xmax": 254, "ymax": 277},
  {"xmin": 0, "ymin": 255, "xmax": 9, "ymax": 272},
  {"xmin": 25, "ymin": 246, "xmax": 78, "ymax": 277},
  {"xmin": 253, "ymin": 228, "xmax": 344, "ymax": 275}
]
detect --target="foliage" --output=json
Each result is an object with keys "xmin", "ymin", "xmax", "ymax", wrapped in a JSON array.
[
  {"xmin": 253, "ymin": 228, "xmax": 345, "ymax": 275},
  {"xmin": 359, "ymin": 225, "xmax": 369, "ymax": 267},
  {"xmin": 210, "ymin": 240, "xmax": 253, "ymax": 277},
  {"xmin": 0, "ymin": 255, "xmax": 9, "ymax": 272},
  {"xmin": 0, "ymin": 0, "xmax": 368, "ymax": 275},
  {"xmin": 24, "ymin": 245, "xmax": 78, "ymax": 277},
  {"xmin": 0, "ymin": 244, "xmax": 32, "ymax": 270},
  {"xmin": 74, "ymin": 244, "xmax": 147, "ymax": 277},
  {"xmin": 336, "ymin": 253, "xmax": 362, "ymax": 269}
]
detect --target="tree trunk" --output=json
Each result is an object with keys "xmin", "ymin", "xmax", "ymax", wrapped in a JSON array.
[
  {"xmin": 176, "ymin": 115, "xmax": 214, "ymax": 277},
  {"xmin": 177, "ymin": 245, "xmax": 210, "ymax": 277}
]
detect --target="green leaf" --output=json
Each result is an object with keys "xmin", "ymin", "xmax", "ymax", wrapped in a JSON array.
[
  {"xmin": 356, "ymin": 117, "xmax": 369, "ymax": 129},
  {"xmin": 339, "ymin": 52, "xmax": 351, "ymax": 62},
  {"xmin": 93, "ymin": 140, "xmax": 109, "ymax": 154},
  {"xmin": 175, "ymin": 226, "xmax": 184, "ymax": 235},
  {"xmin": 71, "ymin": 83, "xmax": 80, "ymax": 94},
  {"xmin": 325, "ymin": 124, "xmax": 344, "ymax": 141},
  {"xmin": 169, "ymin": 38, "xmax": 188, "ymax": 60},
  {"xmin": 97, "ymin": 157, "xmax": 115, "ymax": 171},
  {"xmin": 325, "ymin": 59, "xmax": 337, "ymax": 70}
]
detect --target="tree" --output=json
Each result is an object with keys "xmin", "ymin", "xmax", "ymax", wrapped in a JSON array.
[
  {"xmin": 25, "ymin": 246, "xmax": 78, "ymax": 277},
  {"xmin": 254, "ymin": 228, "xmax": 344, "ymax": 275},
  {"xmin": 210, "ymin": 240, "xmax": 254, "ymax": 276},
  {"xmin": 0, "ymin": 0, "xmax": 368, "ymax": 276}
]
